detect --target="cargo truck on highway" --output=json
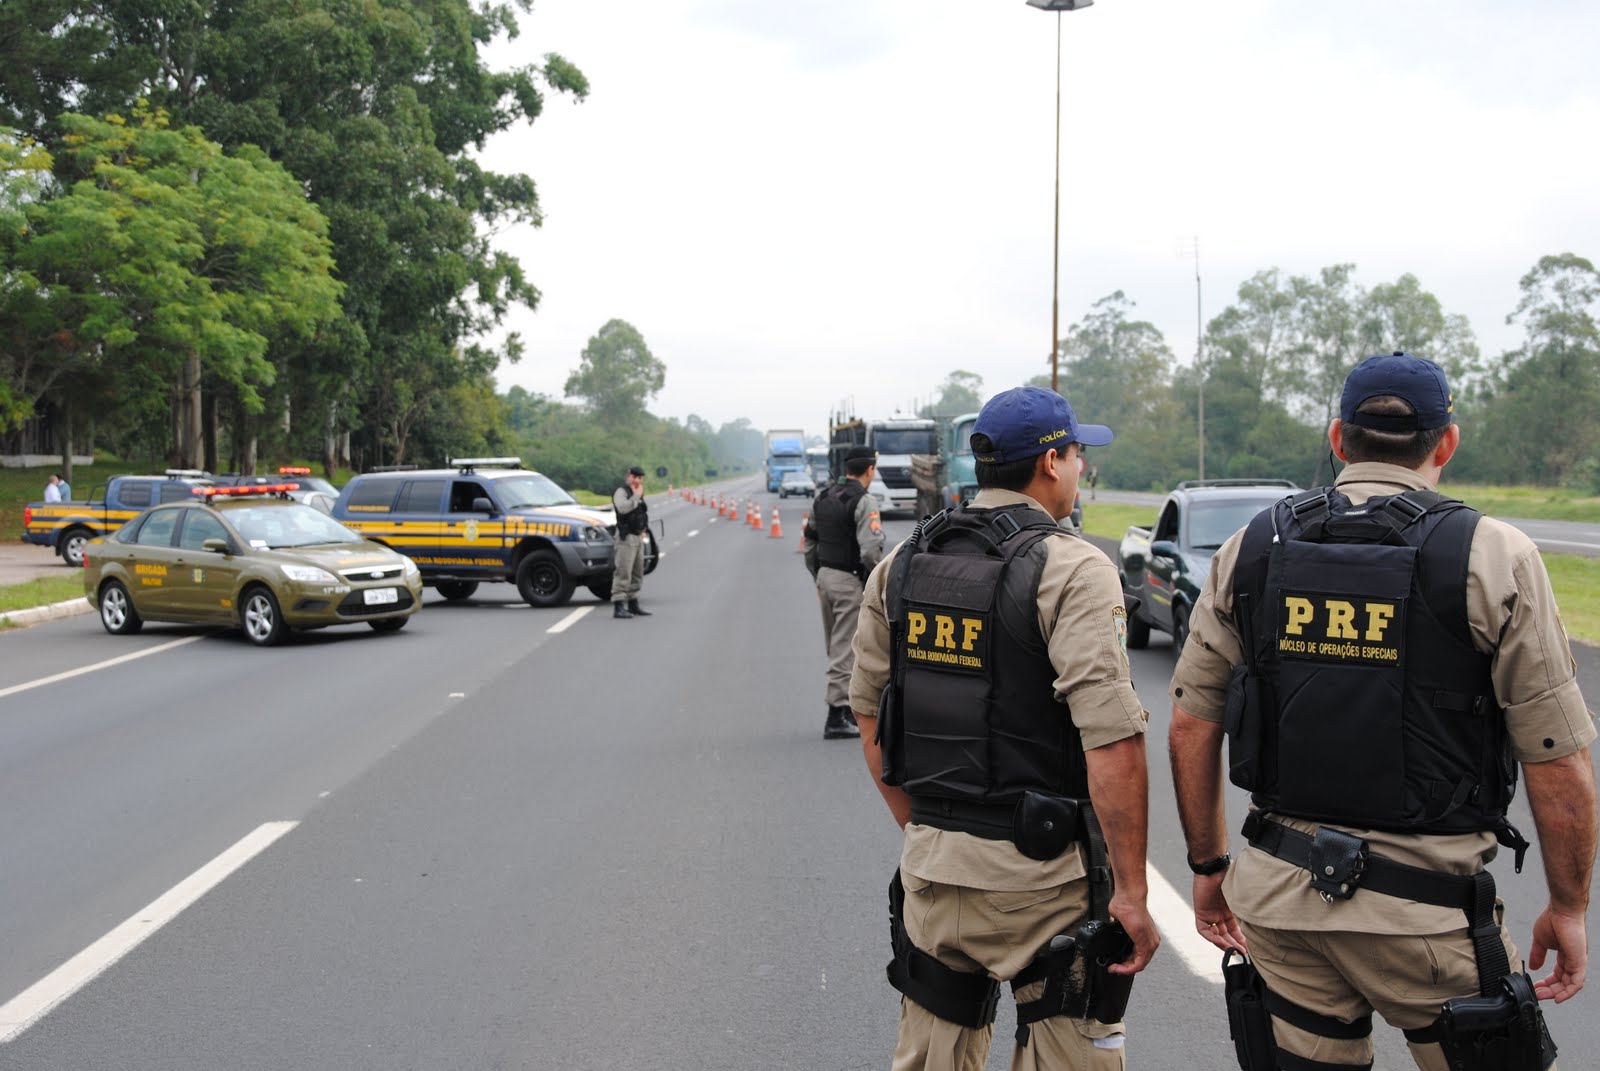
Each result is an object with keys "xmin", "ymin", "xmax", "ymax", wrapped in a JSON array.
[
  {"xmin": 828, "ymin": 414, "xmax": 938, "ymax": 515},
  {"xmin": 764, "ymin": 430, "xmax": 806, "ymax": 492}
]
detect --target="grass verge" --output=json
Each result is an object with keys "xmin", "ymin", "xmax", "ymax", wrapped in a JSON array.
[{"xmin": 0, "ymin": 574, "xmax": 87, "ymax": 614}]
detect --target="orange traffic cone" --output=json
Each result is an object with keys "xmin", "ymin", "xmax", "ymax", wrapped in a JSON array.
[
  {"xmin": 797, "ymin": 512, "xmax": 808, "ymax": 552},
  {"xmin": 770, "ymin": 508, "xmax": 783, "ymax": 539}
]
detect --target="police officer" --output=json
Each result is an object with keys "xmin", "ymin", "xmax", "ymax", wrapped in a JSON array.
[
  {"xmin": 1168, "ymin": 352, "xmax": 1595, "ymax": 1071},
  {"xmin": 803, "ymin": 445, "xmax": 885, "ymax": 739},
  {"xmin": 851, "ymin": 386, "xmax": 1158, "ymax": 1070},
  {"xmin": 611, "ymin": 465, "xmax": 651, "ymax": 619}
]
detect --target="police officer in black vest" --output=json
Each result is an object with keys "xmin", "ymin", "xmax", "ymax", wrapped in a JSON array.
[
  {"xmin": 1170, "ymin": 353, "xmax": 1594, "ymax": 1071},
  {"xmin": 611, "ymin": 465, "xmax": 651, "ymax": 619},
  {"xmin": 850, "ymin": 387, "xmax": 1157, "ymax": 1069},
  {"xmin": 803, "ymin": 445, "xmax": 885, "ymax": 739}
]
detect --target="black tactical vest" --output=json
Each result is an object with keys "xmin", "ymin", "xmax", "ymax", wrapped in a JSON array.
[
  {"xmin": 814, "ymin": 481, "xmax": 867, "ymax": 572},
  {"xmin": 891, "ymin": 504, "xmax": 1090, "ymax": 804},
  {"xmin": 615, "ymin": 487, "xmax": 648, "ymax": 536},
  {"xmin": 1230, "ymin": 488, "xmax": 1516, "ymax": 836}
]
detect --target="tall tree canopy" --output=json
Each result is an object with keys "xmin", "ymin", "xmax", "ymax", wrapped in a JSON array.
[{"xmin": 564, "ymin": 319, "xmax": 666, "ymax": 424}]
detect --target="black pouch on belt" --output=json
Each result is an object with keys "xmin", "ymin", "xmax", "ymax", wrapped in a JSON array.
[{"xmin": 1012, "ymin": 791, "xmax": 1079, "ymax": 862}]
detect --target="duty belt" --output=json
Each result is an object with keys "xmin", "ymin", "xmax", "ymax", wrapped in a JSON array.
[{"xmin": 1242, "ymin": 811, "xmax": 1509, "ymax": 996}]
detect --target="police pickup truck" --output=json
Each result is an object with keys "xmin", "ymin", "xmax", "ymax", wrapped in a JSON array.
[
  {"xmin": 331, "ymin": 458, "xmax": 656, "ymax": 608},
  {"xmin": 22, "ymin": 470, "xmax": 217, "ymax": 567},
  {"xmin": 1119, "ymin": 479, "xmax": 1297, "ymax": 654}
]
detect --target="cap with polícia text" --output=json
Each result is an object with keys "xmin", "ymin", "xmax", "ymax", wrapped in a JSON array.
[
  {"xmin": 970, "ymin": 386, "xmax": 1112, "ymax": 464},
  {"xmin": 1340, "ymin": 352, "xmax": 1454, "ymax": 432}
]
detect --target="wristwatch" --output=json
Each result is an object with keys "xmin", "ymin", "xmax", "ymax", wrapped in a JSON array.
[{"xmin": 1187, "ymin": 851, "xmax": 1232, "ymax": 876}]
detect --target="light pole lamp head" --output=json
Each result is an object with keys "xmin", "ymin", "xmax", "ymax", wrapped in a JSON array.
[{"xmin": 1026, "ymin": 0, "xmax": 1093, "ymax": 9}]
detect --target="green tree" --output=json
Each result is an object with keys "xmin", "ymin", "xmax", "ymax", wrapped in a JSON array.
[
  {"xmin": 1476, "ymin": 254, "xmax": 1600, "ymax": 486},
  {"xmin": 564, "ymin": 319, "xmax": 665, "ymax": 424},
  {"xmin": 918, "ymin": 370, "xmax": 983, "ymax": 418},
  {"xmin": 7, "ymin": 106, "xmax": 340, "ymax": 466}
]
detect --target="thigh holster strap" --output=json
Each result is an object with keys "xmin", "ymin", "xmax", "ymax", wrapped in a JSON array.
[
  {"xmin": 885, "ymin": 870, "xmax": 1001, "ymax": 1029},
  {"xmin": 1263, "ymin": 988, "xmax": 1373, "ymax": 1040}
]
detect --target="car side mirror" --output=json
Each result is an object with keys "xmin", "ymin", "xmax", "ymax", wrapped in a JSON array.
[
  {"xmin": 471, "ymin": 496, "xmax": 497, "ymax": 515},
  {"xmin": 202, "ymin": 538, "xmax": 231, "ymax": 555},
  {"xmin": 1124, "ymin": 552, "xmax": 1146, "ymax": 572},
  {"xmin": 1150, "ymin": 539, "xmax": 1181, "ymax": 566}
]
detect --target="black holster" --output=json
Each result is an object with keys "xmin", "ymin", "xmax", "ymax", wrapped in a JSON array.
[
  {"xmin": 1436, "ymin": 972, "xmax": 1556, "ymax": 1071},
  {"xmin": 1012, "ymin": 919, "xmax": 1136, "ymax": 1046},
  {"xmin": 885, "ymin": 870, "xmax": 1000, "ymax": 1029},
  {"xmin": 1222, "ymin": 950, "xmax": 1278, "ymax": 1071}
]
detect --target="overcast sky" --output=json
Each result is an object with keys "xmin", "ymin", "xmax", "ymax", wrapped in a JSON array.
[{"xmin": 477, "ymin": 0, "xmax": 1600, "ymax": 436}]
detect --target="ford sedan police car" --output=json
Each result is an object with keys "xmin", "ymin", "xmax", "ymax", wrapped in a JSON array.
[{"xmin": 83, "ymin": 485, "xmax": 423, "ymax": 646}]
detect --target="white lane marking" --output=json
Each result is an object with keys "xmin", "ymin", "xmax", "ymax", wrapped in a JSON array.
[
  {"xmin": 686, "ymin": 529, "xmax": 700, "ymax": 538},
  {"xmin": 0, "ymin": 820, "xmax": 298, "ymax": 1043},
  {"xmin": 1146, "ymin": 861, "xmax": 1225, "ymax": 984},
  {"xmin": 0, "ymin": 636, "xmax": 203, "ymax": 702},
  {"xmin": 546, "ymin": 605, "xmax": 593, "ymax": 634}
]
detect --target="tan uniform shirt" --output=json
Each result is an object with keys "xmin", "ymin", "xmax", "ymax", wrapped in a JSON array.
[
  {"xmin": 1170, "ymin": 462, "xmax": 1596, "ymax": 934},
  {"xmin": 851, "ymin": 489, "xmax": 1149, "ymax": 892}
]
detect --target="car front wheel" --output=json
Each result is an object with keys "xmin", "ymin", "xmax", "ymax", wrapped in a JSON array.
[
  {"xmin": 99, "ymin": 579, "xmax": 143, "ymax": 635},
  {"xmin": 1172, "ymin": 605, "xmax": 1190, "ymax": 659},
  {"xmin": 241, "ymin": 586, "xmax": 287, "ymax": 646},
  {"xmin": 515, "ymin": 549, "xmax": 574, "ymax": 608},
  {"xmin": 368, "ymin": 616, "xmax": 408, "ymax": 633}
]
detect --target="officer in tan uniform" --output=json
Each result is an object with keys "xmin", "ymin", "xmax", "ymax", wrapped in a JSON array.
[
  {"xmin": 851, "ymin": 386, "xmax": 1157, "ymax": 1071},
  {"xmin": 1169, "ymin": 353, "xmax": 1596, "ymax": 1071},
  {"xmin": 611, "ymin": 465, "xmax": 651, "ymax": 618},
  {"xmin": 803, "ymin": 445, "xmax": 885, "ymax": 739}
]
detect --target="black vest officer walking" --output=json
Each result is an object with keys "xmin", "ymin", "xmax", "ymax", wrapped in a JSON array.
[
  {"xmin": 802, "ymin": 445, "xmax": 885, "ymax": 739},
  {"xmin": 1169, "ymin": 353, "xmax": 1595, "ymax": 1071},
  {"xmin": 611, "ymin": 465, "xmax": 651, "ymax": 619},
  {"xmin": 850, "ymin": 386, "xmax": 1158, "ymax": 1069}
]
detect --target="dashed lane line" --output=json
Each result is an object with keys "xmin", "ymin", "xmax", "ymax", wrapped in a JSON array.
[
  {"xmin": 546, "ymin": 605, "xmax": 593, "ymax": 634},
  {"xmin": 0, "ymin": 820, "xmax": 299, "ymax": 1043},
  {"xmin": 1146, "ymin": 860, "xmax": 1225, "ymax": 984},
  {"xmin": 0, "ymin": 636, "xmax": 204, "ymax": 702}
]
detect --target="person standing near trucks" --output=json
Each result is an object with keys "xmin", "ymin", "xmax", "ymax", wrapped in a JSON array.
[
  {"xmin": 803, "ymin": 445, "xmax": 885, "ymax": 740},
  {"xmin": 1168, "ymin": 352, "xmax": 1594, "ymax": 1071},
  {"xmin": 42, "ymin": 475, "xmax": 62, "ymax": 503},
  {"xmin": 611, "ymin": 466, "xmax": 652, "ymax": 619}
]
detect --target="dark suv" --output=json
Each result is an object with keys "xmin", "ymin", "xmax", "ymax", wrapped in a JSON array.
[{"xmin": 331, "ymin": 458, "xmax": 652, "ymax": 607}]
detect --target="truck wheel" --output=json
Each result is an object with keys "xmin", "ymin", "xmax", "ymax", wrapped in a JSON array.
[
  {"xmin": 60, "ymin": 527, "xmax": 92, "ymax": 568},
  {"xmin": 98, "ymin": 579, "xmax": 143, "ymax": 635},
  {"xmin": 433, "ymin": 580, "xmax": 478, "ymax": 601},
  {"xmin": 240, "ymin": 586, "xmax": 288, "ymax": 646},
  {"xmin": 516, "ymin": 549, "xmax": 573, "ymax": 608},
  {"xmin": 1172, "ymin": 606, "xmax": 1190, "ymax": 658},
  {"xmin": 1127, "ymin": 612, "xmax": 1151, "ymax": 650}
]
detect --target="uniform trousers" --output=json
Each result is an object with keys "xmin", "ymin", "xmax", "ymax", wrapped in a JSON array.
[
  {"xmin": 1240, "ymin": 910, "xmax": 1556, "ymax": 1071},
  {"xmin": 611, "ymin": 533, "xmax": 645, "ymax": 602},
  {"xmin": 893, "ymin": 872, "xmax": 1127, "ymax": 1071},
  {"xmin": 816, "ymin": 566, "xmax": 864, "ymax": 707}
]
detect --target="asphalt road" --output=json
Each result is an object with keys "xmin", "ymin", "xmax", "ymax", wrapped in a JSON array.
[{"xmin": 0, "ymin": 483, "xmax": 1595, "ymax": 1070}]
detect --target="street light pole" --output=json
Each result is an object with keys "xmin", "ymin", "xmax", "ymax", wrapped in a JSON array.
[{"xmin": 1027, "ymin": 0, "xmax": 1093, "ymax": 394}]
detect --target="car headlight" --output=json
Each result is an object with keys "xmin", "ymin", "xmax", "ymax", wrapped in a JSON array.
[
  {"xmin": 583, "ymin": 525, "xmax": 608, "ymax": 542},
  {"xmin": 280, "ymin": 564, "xmax": 337, "ymax": 584},
  {"xmin": 400, "ymin": 556, "xmax": 420, "ymax": 578}
]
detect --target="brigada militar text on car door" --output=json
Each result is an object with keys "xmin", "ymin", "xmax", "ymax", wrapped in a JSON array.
[{"xmin": 331, "ymin": 458, "xmax": 631, "ymax": 608}]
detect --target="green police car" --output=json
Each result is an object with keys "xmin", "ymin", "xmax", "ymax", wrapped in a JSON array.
[{"xmin": 83, "ymin": 483, "xmax": 423, "ymax": 646}]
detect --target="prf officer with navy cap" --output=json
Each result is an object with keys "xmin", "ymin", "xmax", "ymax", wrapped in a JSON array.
[
  {"xmin": 1170, "ymin": 353, "xmax": 1595, "ymax": 1070},
  {"xmin": 851, "ymin": 386, "xmax": 1157, "ymax": 1070}
]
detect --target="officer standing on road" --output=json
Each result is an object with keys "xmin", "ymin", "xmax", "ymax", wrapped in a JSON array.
[
  {"xmin": 803, "ymin": 445, "xmax": 885, "ymax": 740},
  {"xmin": 1169, "ymin": 352, "xmax": 1596, "ymax": 1071},
  {"xmin": 611, "ymin": 465, "xmax": 652, "ymax": 619},
  {"xmin": 851, "ymin": 386, "xmax": 1158, "ymax": 1070}
]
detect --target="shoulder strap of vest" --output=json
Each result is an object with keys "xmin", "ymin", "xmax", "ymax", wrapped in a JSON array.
[{"xmin": 925, "ymin": 503, "xmax": 1059, "ymax": 560}]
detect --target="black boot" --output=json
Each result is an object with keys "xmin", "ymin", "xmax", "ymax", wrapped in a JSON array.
[
  {"xmin": 613, "ymin": 601, "xmax": 633, "ymax": 619},
  {"xmin": 628, "ymin": 599, "xmax": 652, "ymax": 617},
  {"xmin": 823, "ymin": 704, "xmax": 860, "ymax": 740}
]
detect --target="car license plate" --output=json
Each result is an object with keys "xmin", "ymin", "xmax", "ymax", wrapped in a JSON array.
[{"xmin": 364, "ymin": 587, "xmax": 399, "ymax": 606}]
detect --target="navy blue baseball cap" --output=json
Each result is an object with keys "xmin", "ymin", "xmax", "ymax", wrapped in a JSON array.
[
  {"xmin": 970, "ymin": 387, "xmax": 1113, "ymax": 464},
  {"xmin": 1340, "ymin": 352, "xmax": 1454, "ymax": 431}
]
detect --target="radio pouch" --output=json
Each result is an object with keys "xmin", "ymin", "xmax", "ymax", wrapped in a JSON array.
[{"xmin": 1012, "ymin": 791, "xmax": 1079, "ymax": 862}]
